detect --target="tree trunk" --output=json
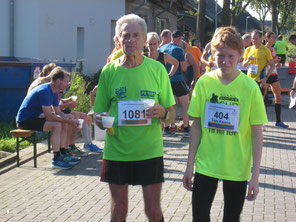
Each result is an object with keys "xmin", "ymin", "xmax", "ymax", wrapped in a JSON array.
[
  {"xmin": 270, "ymin": 0, "xmax": 278, "ymax": 33},
  {"xmin": 197, "ymin": 0, "xmax": 207, "ymax": 46},
  {"xmin": 222, "ymin": 0, "xmax": 231, "ymax": 26}
]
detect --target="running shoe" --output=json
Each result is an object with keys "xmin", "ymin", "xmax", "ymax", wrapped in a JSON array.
[
  {"xmin": 83, "ymin": 143, "xmax": 103, "ymax": 153},
  {"xmin": 275, "ymin": 122, "xmax": 289, "ymax": 128},
  {"xmin": 68, "ymin": 145, "xmax": 88, "ymax": 157},
  {"xmin": 51, "ymin": 156, "xmax": 73, "ymax": 169},
  {"xmin": 62, "ymin": 155, "xmax": 81, "ymax": 165}
]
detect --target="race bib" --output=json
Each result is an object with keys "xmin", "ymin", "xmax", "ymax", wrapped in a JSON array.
[
  {"xmin": 118, "ymin": 100, "xmax": 151, "ymax": 126},
  {"xmin": 247, "ymin": 64, "xmax": 258, "ymax": 75},
  {"xmin": 204, "ymin": 102, "xmax": 240, "ymax": 131}
]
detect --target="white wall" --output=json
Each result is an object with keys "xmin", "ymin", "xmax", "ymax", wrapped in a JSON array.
[
  {"xmin": 38, "ymin": 0, "xmax": 125, "ymax": 74},
  {"xmin": 1, "ymin": 0, "xmax": 125, "ymax": 75},
  {"xmin": 0, "ymin": 1, "xmax": 10, "ymax": 56}
]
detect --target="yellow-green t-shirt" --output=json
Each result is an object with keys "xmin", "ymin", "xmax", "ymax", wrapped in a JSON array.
[
  {"xmin": 94, "ymin": 56, "xmax": 175, "ymax": 161},
  {"xmin": 244, "ymin": 45, "xmax": 273, "ymax": 81},
  {"xmin": 188, "ymin": 70, "xmax": 268, "ymax": 181}
]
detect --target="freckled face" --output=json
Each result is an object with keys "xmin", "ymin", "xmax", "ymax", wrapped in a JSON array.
[{"xmin": 213, "ymin": 45, "xmax": 241, "ymax": 74}]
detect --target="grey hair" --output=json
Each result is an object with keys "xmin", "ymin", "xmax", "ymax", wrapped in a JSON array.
[
  {"xmin": 242, "ymin": 34, "xmax": 251, "ymax": 40},
  {"xmin": 115, "ymin": 14, "xmax": 147, "ymax": 38},
  {"xmin": 147, "ymin": 32, "xmax": 160, "ymax": 43}
]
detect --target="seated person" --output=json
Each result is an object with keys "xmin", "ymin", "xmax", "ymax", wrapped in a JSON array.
[{"xmin": 16, "ymin": 67, "xmax": 80, "ymax": 169}]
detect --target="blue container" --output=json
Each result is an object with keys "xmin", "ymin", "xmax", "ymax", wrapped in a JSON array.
[{"xmin": 0, "ymin": 57, "xmax": 75, "ymax": 123}]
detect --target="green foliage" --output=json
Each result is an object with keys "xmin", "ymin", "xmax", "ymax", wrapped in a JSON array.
[
  {"xmin": 286, "ymin": 36, "xmax": 296, "ymax": 63},
  {"xmin": 64, "ymin": 71, "xmax": 91, "ymax": 114}
]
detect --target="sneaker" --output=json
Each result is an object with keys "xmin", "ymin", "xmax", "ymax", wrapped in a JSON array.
[
  {"xmin": 83, "ymin": 143, "xmax": 103, "ymax": 153},
  {"xmin": 68, "ymin": 145, "xmax": 88, "ymax": 157},
  {"xmin": 62, "ymin": 155, "xmax": 81, "ymax": 165},
  {"xmin": 275, "ymin": 122, "xmax": 288, "ymax": 128},
  {"xmin": 51, "ymin": 156, "xmax": 73, "ymax": 169}
]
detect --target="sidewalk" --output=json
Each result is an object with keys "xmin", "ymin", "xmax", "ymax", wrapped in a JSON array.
[{"xmin": 0, "ymin": 99, "xmax": 295, "ymax": 222}]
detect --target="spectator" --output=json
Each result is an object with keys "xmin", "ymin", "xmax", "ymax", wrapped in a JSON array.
[
  {"xmin": 183, "ymin": 26, "xmax": 267, "ymax": 221},
  {"xmin": 242, "ymin": 34, "xmax": 252, "ymax": 48},
  {"xmin": 94, "ymin": 14, "xmax": 175, "ymax": 222},
  {"xmin": 159, "ymin": 29, "xmax": 172, "ymax": 47},
  {"xmin": 274, "ymin": 35, "xmax": 288, "ymax": 66},
  {"xmin": 145, "ymin": 32, "xmax": 179, "ymax": 78},
  {"xmin": 16, "ymin": 67, "xmax": 81, "ymax": 169},
  {"xmin": 191, "ymin": 39, "xmax": 204, "ymax": 52},
  {"xmin": 159, "ymin": 30, "xmax": 190, "ymax": 135}
]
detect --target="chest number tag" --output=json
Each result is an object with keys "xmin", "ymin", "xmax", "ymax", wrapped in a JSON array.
[
  {"xmin": 247, "ymin": 64, "xmax": 258, "ymax": 76},
  {"xmin": 118, "ymin": 101, "xmax": 151, "ymax": 126},
  {"xmin": 204, "ymin": 102, "xmax": 240, "ymax": 131}
]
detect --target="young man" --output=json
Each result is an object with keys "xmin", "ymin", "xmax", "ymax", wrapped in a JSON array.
[
  {"xmin": 183, "ymin": 26, "xmax": 267, "ymax": 221},
  {"xmin": 16, "ymin": 67, "xmax": 80, "ymax": 169}
]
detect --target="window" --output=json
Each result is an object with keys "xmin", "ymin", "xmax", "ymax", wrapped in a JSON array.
[
  {"xmin": 156, "ymin": 18, "xmax": 167, "ymax": 34},
  {"xmin": 77, "ymin": 27, "xmax": 85, "ymax": 60}
]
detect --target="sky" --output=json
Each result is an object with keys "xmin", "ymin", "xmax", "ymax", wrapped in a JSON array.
[{"xmin": 216, "ymin": 0, "xmax": 272, "ymax": 21}]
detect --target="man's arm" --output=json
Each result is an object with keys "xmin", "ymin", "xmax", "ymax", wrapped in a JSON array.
[
  {"xmin": 260, "ymin": 59, "xmax": 275, "ymax": 87},
  {"xmin": 42, "ymin": 105, "xmax": 78, "ymax": 126},
  {"xmin": 183, "ymin": 118, "xmax": 201, "ymax": 191},
  {"xmin": 246, "ymin": 124, "xmax": 263, "ymax": 201},
  {"xmin": 290, "ymin": 76, "xmax": 296, "ymax": 97},
  {"xmin": 164, "ymin": 53, "xmax": 179, "ymax": 78}
]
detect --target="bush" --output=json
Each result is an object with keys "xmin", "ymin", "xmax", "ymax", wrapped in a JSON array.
[{"xmin": 64, "ymin": 71, "xmax": 92, "ymax": 113}]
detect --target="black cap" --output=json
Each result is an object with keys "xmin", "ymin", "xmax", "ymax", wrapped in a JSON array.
[{"xmin": 172, "ymin": 30, "xmax": 183, "ymax": 38}]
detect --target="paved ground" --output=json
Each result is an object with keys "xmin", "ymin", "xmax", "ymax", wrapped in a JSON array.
[{"xmin": 0, "ymin": 96, "xmax": 295, "ymax": 222}]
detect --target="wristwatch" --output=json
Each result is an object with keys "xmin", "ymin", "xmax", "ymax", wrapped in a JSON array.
[
  {"xmin": 291, "ymin": 88, "xmax": 296, "ymax": 91},
  {"xmin": 163, "ymin": 109, "xmax": 170, "ymax": 120}
]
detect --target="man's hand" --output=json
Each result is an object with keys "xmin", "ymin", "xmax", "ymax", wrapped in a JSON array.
[
  {"xmin": 95, "ymin": 112, "xmax": 109, "ymax": 129},
  {"xmin": 145, "ymin": 103, "xmax": 166, "ymax": 119}
]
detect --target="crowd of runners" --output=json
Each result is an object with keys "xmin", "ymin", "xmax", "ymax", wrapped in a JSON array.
[{"xmin": 15, "ymin": 13, "xmax": 296, "ymax": 222}]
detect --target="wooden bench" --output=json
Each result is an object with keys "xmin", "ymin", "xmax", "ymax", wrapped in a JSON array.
[
  {"xmin": 281, "ymin": 88, "xmax": 290, "ymax": 95},
  {"xmin": 10, "ymin": 129, "xmax": 51, "ymax": 168}
]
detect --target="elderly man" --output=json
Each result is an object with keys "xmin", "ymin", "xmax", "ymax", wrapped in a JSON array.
[
  {"xmin": 94, "ymin": 14, "xmax": 175, "ymax": 222},
  {"xmin": 16, "ymin": 67, "xmax": 80, "ymax": 169}
]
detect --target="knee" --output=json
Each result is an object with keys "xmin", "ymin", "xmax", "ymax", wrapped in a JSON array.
[
  {"xmin": 145, "ymin": 204, "xmax": 162, "ymax": 221},
  {"xmin": 51, "ymin": 122, "xmax": 62, "ymax": 133}
]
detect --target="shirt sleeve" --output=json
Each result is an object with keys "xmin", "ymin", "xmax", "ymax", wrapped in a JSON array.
[
  {"xmin": 38, "ymin": 88, "xmax": 53, "ymax": 107},
  {"xmin": 188, "ymin": 79, "xmax": 203, "ymax": 118},
  {"xmin": 243, "ymin": 47, "xmax": 250, "ymax": 60}
]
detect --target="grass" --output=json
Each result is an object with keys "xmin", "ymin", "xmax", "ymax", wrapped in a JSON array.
[{"xmin": 0, "ymin": 122, "xmax": 47, "ymax": 153}]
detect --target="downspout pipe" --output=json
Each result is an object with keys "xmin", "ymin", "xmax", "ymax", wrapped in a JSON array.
[{"xmin": 9, "ymin": 0, "xmax": 15, "ymax": 56}]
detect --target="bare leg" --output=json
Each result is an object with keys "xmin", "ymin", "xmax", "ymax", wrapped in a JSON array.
[
  {"xmin": 178, "ymin": 94, "xmax": 190, "ymax": 127},
  {"xmin": 143, "ymin": 183, "xmax": 163, "ymax": 222},
  {"xmin": 43, "ymin": 121, "xmax": 61, "ymax": 152},
  {"xmin": 109, "ymin": 184, "xmax": 128, "ymax": 222}
]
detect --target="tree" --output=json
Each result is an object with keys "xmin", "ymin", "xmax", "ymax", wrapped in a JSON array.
[
  {"xmin": 250, "ymin": 0, "xmax": 270, "ymax": 33},
  {"xmin": 222, "ymin": 0, "xmax": 231, "ymax": 26},
  {"xmin": 197, "ymin": 0, "xmax": 207, "ymax": 46},
  {"xmin": 230, "ymin": 0, "xmax": 252, "ymax": 26}
]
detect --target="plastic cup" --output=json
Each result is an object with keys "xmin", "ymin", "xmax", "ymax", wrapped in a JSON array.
[
  {"xmin": 142, "ymin": 99, "xmax": 155, "ymax": 109},
  {"xmin": 77, "ymin": 119, "xmax": 84, "ymax": 129},
  {"xmin": 72, "ymin": 96, "xmax": 78, "ymax": 101},
  {"xmin": 102, "ymin": 116, "xmax": 115, "ymax": 128}
]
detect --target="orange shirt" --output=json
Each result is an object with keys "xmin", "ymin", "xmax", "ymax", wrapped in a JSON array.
[{"xmin": 187, "ymin": 46, "xmax": 202, "ymax": 77}]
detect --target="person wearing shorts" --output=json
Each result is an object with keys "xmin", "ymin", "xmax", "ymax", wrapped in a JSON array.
[
  {"xmin": 16, "ymin": 67, "xmax": 80, "ymax": 169},
  {"xmin": 183, "ymin": 26, "xmax": 268, "ymax": 221},
  {"xmin": 243, "ymin": 30, "xmax": 275, "ymax": 95},
  {"xmin": 94, "ymin": 14, "xmax": 175, "ymax": 222},
  {"xmin": 264, "ymin": 32, "xmax": 288, "ymax": 128},
  {"xmin": 159, "ymin": 30, "xmax": 190, "ymax": 133}
]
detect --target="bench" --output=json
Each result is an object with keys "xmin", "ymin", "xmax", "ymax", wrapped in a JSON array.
[{"xmin": 10, "ymin": 129, "xmax": 51, "ymax": 168}]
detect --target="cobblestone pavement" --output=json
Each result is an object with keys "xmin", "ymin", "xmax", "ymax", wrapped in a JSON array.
[{"xmin": 0, "ymin": 99, "xmax": 295, "ymax": 222}]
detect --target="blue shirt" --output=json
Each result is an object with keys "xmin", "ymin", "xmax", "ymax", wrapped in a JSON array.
[
  {"xmin": 158, "ymin": 43, "xmax": 185, "ymax": 82},
  {"xmin": 16, "ymin": 83, "xmax": 59, "ymax": 122}
]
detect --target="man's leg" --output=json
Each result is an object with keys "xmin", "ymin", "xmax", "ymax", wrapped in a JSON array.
[
  {"xmin": 143, "ymin": 183, "xmax": 163, "ymax": 222},
  {"xmin": 178, "ymin": 94, "xmax": 190, "ymax": 128},
  {"xmin": 43, "ymin": 121, "xmax": 61, "ymax": 152},
  {"xmin": 109, "ymin": 184, "xmax": 129, "ymax": 222}
]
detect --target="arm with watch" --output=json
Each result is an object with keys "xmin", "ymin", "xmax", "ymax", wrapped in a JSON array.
[
  {"xmin": 145, "ymin": 104, "xmax": 175, "ymax": 124},
  {"xmin": 290, "ymin": 76, "xmax": 296, "ymax": 98},
  {"xmin": 260, "ymin": 59, "xmax": 275, "ymax": 88}
]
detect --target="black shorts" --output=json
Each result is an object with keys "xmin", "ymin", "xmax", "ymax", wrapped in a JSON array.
[
  {"xmin": 17, "ymin": 117, "xmax": 46, "ymax": 132},
  {"xmin": 277, "ymin": 54, "xmax": 286, "ymax": 65},
  {"xmin": 256, "ymin": 81, "xmax": 265, "ymax": 95},
  {"xmin": 171, "ymin": 81, "xmax": 189, "ymax": 97},
  {"xmin": 101, "ymin": 157, "xmax": 164, "ymax": 185},
  {"xmin": 61, "ymin": 108, "xmax": 71, "ymax": 114},
  {"xmin": 266, "ymin": 75, "xmax": 279, "ymax": 84}
]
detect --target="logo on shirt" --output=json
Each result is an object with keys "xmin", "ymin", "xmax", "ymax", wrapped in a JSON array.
[
  {"xmin": 140, "ymin": 90, "xmax": 156, "ymax": 99},
  {"xmin": 115, "ymin": 87, "xmax": 127, "ymax": 99},
  {"xmin": 210, "ymin": 93, "xmax": 239, "ymax": 105}
]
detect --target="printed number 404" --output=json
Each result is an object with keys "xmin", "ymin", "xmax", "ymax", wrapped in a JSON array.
[{"xmin": 214, "ymin": 111, "xmax": 229, "ymax": 120}]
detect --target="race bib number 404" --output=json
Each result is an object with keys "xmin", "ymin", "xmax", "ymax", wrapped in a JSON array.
[
  {"xmin": 118, "ymin": 101, "xmax": 151, "ymax": 126},
  {"xmin": 204, "ymin": 102, "xmax": 240, "ymax": 131}
]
